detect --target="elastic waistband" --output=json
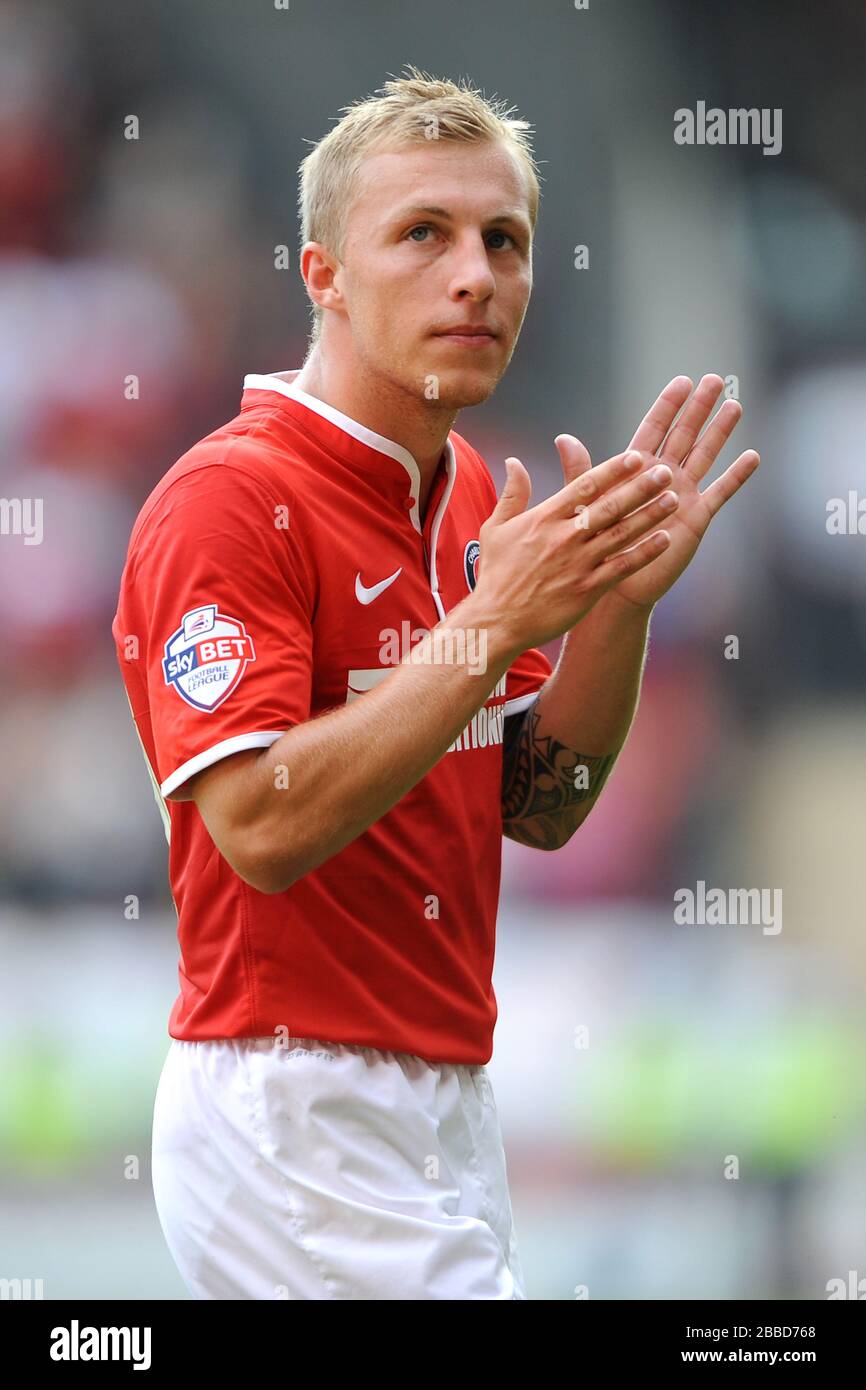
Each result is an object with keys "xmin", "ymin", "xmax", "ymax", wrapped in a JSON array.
[{"xmin": 169, "ymin": 1034, "xmax": 484, "ymax": 1076}]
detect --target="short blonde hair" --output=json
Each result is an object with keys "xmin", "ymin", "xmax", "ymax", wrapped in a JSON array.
[{"xmin": 297, "ymin": 65, "xmax": 542, "ymax": 344}]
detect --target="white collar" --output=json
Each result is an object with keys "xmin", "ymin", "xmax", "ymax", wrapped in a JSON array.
[{"xmin": 243, "ymin": 368, "xmax": 456, "ymax": 537}]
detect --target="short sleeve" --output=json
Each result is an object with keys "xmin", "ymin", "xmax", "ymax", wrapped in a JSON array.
[
  {"xmin": 129, "ymin": 467, "xmax": 315, "ymax": 800},
  {"xmin": 504, "ymin": 645, "xmax": 552, "ymax": 717}
]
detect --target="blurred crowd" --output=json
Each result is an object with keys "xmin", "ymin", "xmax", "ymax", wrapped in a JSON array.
[{"xmin": 0, "ymin": 1, "xmax": 306, "ymax": 902}]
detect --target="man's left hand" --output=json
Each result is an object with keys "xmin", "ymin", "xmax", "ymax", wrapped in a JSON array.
[{"xmin": 555, "ymin": 374, "xmax": 760, "ymax": 611}]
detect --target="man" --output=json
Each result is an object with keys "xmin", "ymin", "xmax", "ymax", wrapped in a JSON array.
[{"xmin": 112, "ymin": 66, "xmax": 758, "ymax": 1300}]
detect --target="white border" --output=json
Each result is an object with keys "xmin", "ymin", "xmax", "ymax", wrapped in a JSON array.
[
  {"xmin": 502, "ymin": 690, "xmax": 544, "ymax": 718},
  {"xmin": 160, "ymin": 730, "xmax": 286, "ymax": 798},
  {"xmin": 157, "ymin": 696, "xmax": 540, "ymax": 801},
  {"xmin": 242, "ymin": 369, "xmax": 456, "ymax": 539}
]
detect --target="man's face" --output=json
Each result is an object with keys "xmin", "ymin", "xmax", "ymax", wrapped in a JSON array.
[{"xmin": 330, "ymin": 138, "xmax": 534, "ymax": 409}]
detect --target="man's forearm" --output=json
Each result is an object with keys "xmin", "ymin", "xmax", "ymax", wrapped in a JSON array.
[
  {"xmin": 502, "ymin": 589, "xmax": 653, "ymax": 849},
  {"xmin": 194, "ymin": 593, "xmax": 522, "ymax": 893}
]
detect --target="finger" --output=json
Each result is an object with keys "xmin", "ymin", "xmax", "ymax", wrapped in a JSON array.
[
  {"xmin": 682, "ymin": 398, "xmax": 743, "ymax": 482},
  {"xmin": 701, "ymin": 449, "xmax": 759, "ymax": 517},
  {"xmin": 593, "ymin": 528, "xmax": 672, "ymax": 588},
  {"xmin": 587, "ymin": 488, "xmax": 679, "ymax": 557},
  {"xmin": 554, "ymin": 448, "xmax": 645, "ymax": 518},
  {"xmin": 489, "ymin": 456, "xmax": 532, "ymax": 524},
  {"xmin": 574, "ymin": 461, "xmax": 675, "ymax": 537},
  {"xmin": 628, "ymin": 376, "xmax": 693, "ymax": 453},
  {"xmin": 659, "ymin": 374, "xmax": 725, "ymax": 464},
  {"xmin": 554, "ymin": 433, "xmax": 592, "ymax": 487}
]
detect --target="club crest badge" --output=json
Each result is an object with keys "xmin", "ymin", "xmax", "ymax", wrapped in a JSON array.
[
  {"xmin": 162, "ymin": 604, "xmax": 256, "ymax": 712},
  {"xmin": 464, "ymin": 539, "xmax": 480, "ymax": 592}
]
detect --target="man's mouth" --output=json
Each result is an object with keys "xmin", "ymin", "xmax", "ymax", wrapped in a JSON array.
[
  {"xmin": 436, "ymin": 323, "xmax": 497, "ymax": 337},
  {"xmin": 432, "ymin": 325, "xmax": 499, "ymax": 345}
]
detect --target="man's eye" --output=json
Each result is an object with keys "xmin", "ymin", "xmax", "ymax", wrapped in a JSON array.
[{"xmin": 405, "ymin": 224, "xmax": 517, "ymax": 249}]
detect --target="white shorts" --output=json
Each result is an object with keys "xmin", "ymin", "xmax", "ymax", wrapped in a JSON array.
[{"xmin": 151, "ymin": 1036, "xmax": 527, "ymax": 1300}]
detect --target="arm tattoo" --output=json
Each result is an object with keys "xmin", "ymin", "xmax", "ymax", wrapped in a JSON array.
[{"xmin": 501, "ymin": 699, "xmax": 617, "ymax": 850}]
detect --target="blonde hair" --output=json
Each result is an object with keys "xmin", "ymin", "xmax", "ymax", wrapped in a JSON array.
[{"xmin": 297, "ymin": 65, "xmax": 542, "ymax": 344}]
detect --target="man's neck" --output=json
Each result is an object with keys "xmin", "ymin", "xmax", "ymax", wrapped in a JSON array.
[{"xmin": 292, "ymin": 346, "xmax": 456, "ymax": 514}]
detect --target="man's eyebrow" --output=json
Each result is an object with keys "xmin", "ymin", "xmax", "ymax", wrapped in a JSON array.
[{"xmin": 389, "ymin": 204, "xmax": 531, "ymax": 231}]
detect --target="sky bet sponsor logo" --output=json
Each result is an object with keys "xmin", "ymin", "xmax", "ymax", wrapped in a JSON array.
[{"xmin": 163, "ymin": 604, "xmax": 255, "ymax": 712}]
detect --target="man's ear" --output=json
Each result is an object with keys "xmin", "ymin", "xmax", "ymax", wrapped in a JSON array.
[{"xmin": 300, "ymin": 241, "xmax": 343, "ymax": 315}]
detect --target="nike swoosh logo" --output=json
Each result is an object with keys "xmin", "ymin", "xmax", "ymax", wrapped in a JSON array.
[{"xmin": 355, "ymin": 567, "xmax": 403, "ymax": 605}]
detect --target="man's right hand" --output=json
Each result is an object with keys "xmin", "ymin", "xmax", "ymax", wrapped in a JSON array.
[{"xmin": 469, "ymin": 446, "xmax": 679, "ymax": 653}]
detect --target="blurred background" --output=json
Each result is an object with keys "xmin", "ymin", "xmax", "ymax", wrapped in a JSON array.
[{"xmin": 0, "ymin": 0, "xmax": 864, "ymax": 1300}]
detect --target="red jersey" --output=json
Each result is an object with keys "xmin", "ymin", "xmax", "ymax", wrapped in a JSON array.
[{"xmin": 112, "ymin": 369, "xmax": 552, "ymax": 1063}]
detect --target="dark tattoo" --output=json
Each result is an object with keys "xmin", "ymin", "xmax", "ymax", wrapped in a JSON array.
[{"xmin": 501, "ymin": 700, "xmax": 617, "ymax": 850}]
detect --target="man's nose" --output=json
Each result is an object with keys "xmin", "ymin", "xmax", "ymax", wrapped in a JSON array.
[{"xmin": 447, "ymin": 235, "xmax": 496, "ymax": 299}]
